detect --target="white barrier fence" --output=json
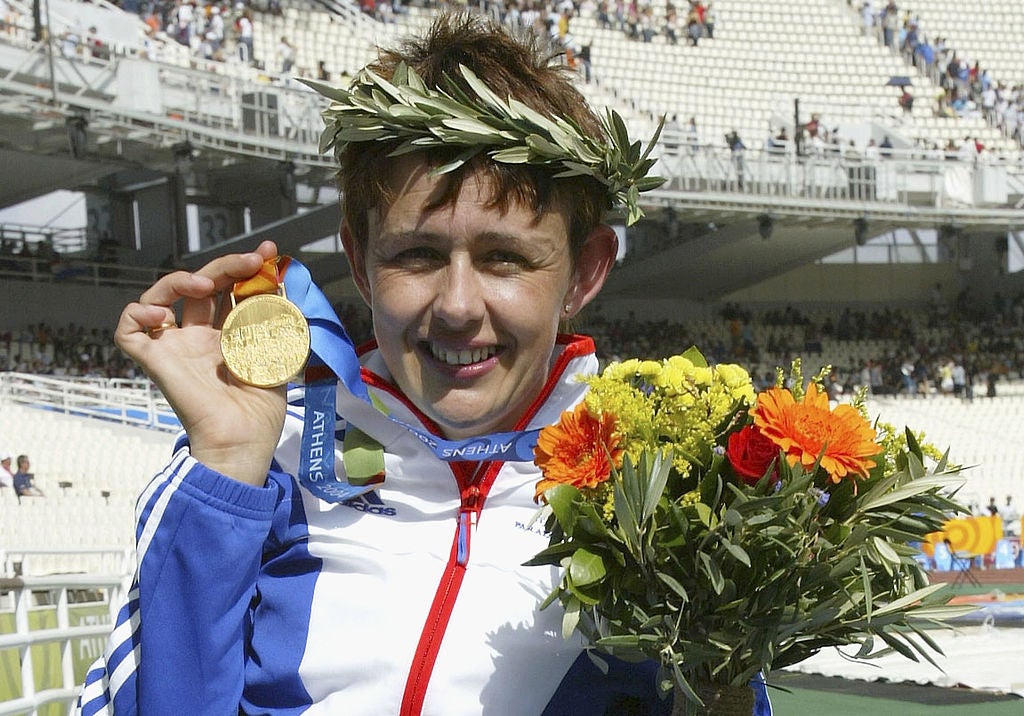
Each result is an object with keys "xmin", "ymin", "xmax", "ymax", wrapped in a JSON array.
[
  {"xmin": 0, "ymin": 568, "xmax": 130, "ymax": 716},
  {"xmin": 0, "ymin": 372, "xmax": 179, "ymax": 434}
]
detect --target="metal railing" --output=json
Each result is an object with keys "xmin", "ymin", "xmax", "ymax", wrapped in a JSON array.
[
  {"xmin": 2, "ymin": 5, "xmax": 1022, "ymax": 232},
  {"xmin": 0, "ymin": 573, "xmax": 127, "ymax": 716},
  {"xmin": 652, "ymin": 134, "xmax": 1024, "ymax": 212},
  {"xmin": 0, "ymin": 24, "xmax": 334, "ymax": 166},
  {"xmin": 0, "ymin": 253, "xmax": 165, "ymax": 290},
  {"xmin": 1, "ymin": 548, "xmax": 135, "ymax": 580},
  {"xmin": 0, "ymin": 225, "xmax": 89, "ymax": 255},
  {"xmin": 0, "ymin": 372, "xmax": 179, "ymax": 433}
]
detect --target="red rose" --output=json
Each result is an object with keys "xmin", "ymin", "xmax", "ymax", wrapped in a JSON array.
[{"xmin": 727, "ymin": 425, "xmax": 780, "ymax": 485}]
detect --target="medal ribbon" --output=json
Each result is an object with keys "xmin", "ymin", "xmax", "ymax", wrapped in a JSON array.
[
  {"xmin": 233, "ymin": 257, "xmax": 286, "ymax": 301},
  {"xmin": 276, "ymin": 257, "xmax": 542, "ymax": 503}
]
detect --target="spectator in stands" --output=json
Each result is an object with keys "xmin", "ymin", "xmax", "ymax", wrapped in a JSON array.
[
  {"xmin": 918, "ymin": 34, "xmax": 936, "ymax": 67},
  {"xmin": 863, "ymin": 138, "xmax": 880, "ymax": 161},
  {"xmin": 725, "ymin": 129, "xmax": 746, "ymax": 188},
  {"xmin": 685, "ymin": 7, "xmax": 702, "ymax": 45},
  {"xmin": 638, "ymin": 5, "xmax": 655, "ymax": 42},
  {"xmin": 12, "ymin": 455, "xmax": 43, "ymax": 497},
  {"xmin": 987, "ymin": 496, "xmax": 1000, "ymax": 517},
  {"xmin": 81, "ymin": 13, "xmax": 738, "ymax": 716},
  {"xmin": 879, "ymin": 134, "xmax": 893, "ymax": 157},
  {"xmin": 1, "ymin": 0, "xmax": 17, "ymax": 36},
  {"xmin": 703, "ymin": 1, "xmax": 716, "ymax": 39},
  {"xmin": 85, "ymin": 26, "xmax": 110, "ymax": 61},
  {"xmin": 986, "ymin": 369, "xmax": 999, "ymax": 397},
  {"xmin": 276, "ymin": 36, "xmax": 294, "ymax": 74},
  {"xmin": 663, "ymin": 113, "xmax": 681, "ymax": 153},
  {"xmin": 624, "ymin": 0, "xmax": 639, "ymax": 39},
  {"xmin": 686, "ymin": 115, "xmax": 700, "ymax": 152},
  {"xmin": 898, "ymin": 87, "xmax": 914, "ymax": 114},
  {"xmin": 206, "ymin": 6, "xmax": 225, "ymax": 54},
  {"xmin": 235, "ymin": 7, "xmax": 254, "ymax": 64},
  {"xmin": 613, "ymin": 0, "xmax": 626, "ymax": 31},
  {"xmin": 0, "ymin": 451, "xmax": 13, "ymax": 489},
  {"xmin": 577, "ymin": 41, "xmax": 592, "ymax": 83},
  {"xmin": 59, "ymin": 25, "xmax": 81, "ymax": 58},
  {"xmin": 1002, "ymin": 496, "xmax": 1020, "ymax": 536},
  {"xmin": 952, "ymin": 357, "xmax": 966, "ymax": 397},
  {"xmin": 899, "ymin": 356, "xmax": 917, "ymax": 395},
  {"xmin": 556, "ymin": 7, "xmax": 571, "ymax": 39},
  {"xmin": 766, "ymin": 127, "xmax": 789, "ymax": 155},
  {"xmin": 174, "ymin": 0, "xmax": 194, "ymax": 47},
  {"xmin": 375, "ymin": 0, "xmax": 395, "ymax": 24},
  {"xmin": 860, "ymin": 1, "xmax": 875, "ymax": 36},
  {"xmin": 881, "ymin": 1, "xmax": 898, "ymax": 48},
  {"xmin": 663, "ymin": 2, "xmax": 678, "ymax": 44}
]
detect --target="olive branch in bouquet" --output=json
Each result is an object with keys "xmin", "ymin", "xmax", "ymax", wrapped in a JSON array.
[
  {"xmin": 299, "ymin": 62, "xmax": 666, "ymax": 225},
  {"xmin": 526, "ymin": 348, "xmax": 974, "ymax": 708}
]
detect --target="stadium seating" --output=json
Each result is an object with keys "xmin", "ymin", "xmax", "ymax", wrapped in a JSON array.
[
  {"xmin": 2, "ymin": 0, "xmax": 1024, "ymax": 574},
  {"xmin": 906, "ymin": 0, "xmax": 1024, "ymax": 82},
  {"xmin": 0, "ymin": 401, "xmax": 174, "ymax": 573},
  {"xmin": 236, "ymin": 0, "xmax": 1022, "ymax": 156}
]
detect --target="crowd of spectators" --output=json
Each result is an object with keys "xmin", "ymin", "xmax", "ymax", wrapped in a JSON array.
[
  {"xmin": 0, "ymin": 322, "xmax": 137, "ymax": 379},
  {"xmin": 581, "ymin": 297, "xmax": 1024, "ymax": 400},
  {"xmin": 593, "ymin": 0, "xmax": 715, "ymax": 46},
  {"xmin": 35, "ymin": 0, "xmax": 274, "ymax": 73},
  {"xmin": 0, "ymin": 303, "xmax": 372, "ymax": 380},
  {"xmin": 5, "ymin": 295, "xmax": 1024, "ymax": 407},
  {"xmin": 859, "ymin": 0, "xmax": 1024, "ymax": 150}
]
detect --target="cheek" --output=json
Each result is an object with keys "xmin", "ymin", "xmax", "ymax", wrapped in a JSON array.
[
  {"xmin": 491, "ymin": 282, "xmax": 564, "ymax": 330},
  {"xmin": 371, "ymin": 274, "xmax": 427, "ymax": 318}
]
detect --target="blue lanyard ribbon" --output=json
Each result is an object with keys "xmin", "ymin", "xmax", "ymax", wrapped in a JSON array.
[{"xmin": 283, "ymin": 258, "xmax": 540, "ymax": 502}]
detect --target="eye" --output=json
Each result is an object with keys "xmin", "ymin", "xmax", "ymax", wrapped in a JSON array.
[
  {"xmin": 388, "ymin": 246, "xmax": 445, "ymax": 269},
  {"xmin": 484, "ymin": 250, "xmax": 530, "ymax": 270}
]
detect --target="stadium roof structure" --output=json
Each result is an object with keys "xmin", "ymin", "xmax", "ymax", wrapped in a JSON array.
[{"xmin": 1, "ymin": 6, "xmax": 1023, "ymax": 306}]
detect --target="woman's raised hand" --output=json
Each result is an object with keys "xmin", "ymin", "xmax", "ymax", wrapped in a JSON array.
[{"xmin": 115, "ymin": 241, "xmax": 288, "ymax": 486}]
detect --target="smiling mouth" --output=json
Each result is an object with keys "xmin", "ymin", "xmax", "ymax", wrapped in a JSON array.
[{"xmin": 428, "ymin": 343, "xmax": 499, "ymax": 366}]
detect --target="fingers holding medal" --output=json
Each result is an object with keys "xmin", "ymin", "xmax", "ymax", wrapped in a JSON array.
[
  {"xmin": 114, "ymin": 244, "xmax": 309, "ymax": 389},
  {"xmin": 219, "ymin": 256, "xmax": 310, "ymax": 388}
]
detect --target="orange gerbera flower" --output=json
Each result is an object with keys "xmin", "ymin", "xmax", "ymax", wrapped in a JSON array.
[
  {"xmin": 533, "ymin": 402, "xmax": 623, "ymax": 503},
  {"xmin": 752, "ymin": 383, "xmax": 878, "ymax": 483}
]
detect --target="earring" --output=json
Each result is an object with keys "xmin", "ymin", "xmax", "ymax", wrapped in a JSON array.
[{"xmin": 563, "ymin": 304, "xmax": 572, "ymax": 315}]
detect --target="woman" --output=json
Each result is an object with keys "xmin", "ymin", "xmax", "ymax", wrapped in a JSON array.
[{"xmin": 79, "ymin": 14, "xmax": 767, "ymax": 716}]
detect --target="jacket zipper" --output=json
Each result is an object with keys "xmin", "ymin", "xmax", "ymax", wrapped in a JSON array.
[{"xmin": 400, "ymin": 462, "xmax": 495, "ymax": 715}]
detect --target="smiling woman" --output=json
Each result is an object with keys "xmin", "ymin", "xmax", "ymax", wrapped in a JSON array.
[
  {"xmin": 346, "ymin": 156, "xmax": 615, "ymax": 439},
  {"xmin": 74, "ymin": 13, "xmax": 738, "ymax": 716}
]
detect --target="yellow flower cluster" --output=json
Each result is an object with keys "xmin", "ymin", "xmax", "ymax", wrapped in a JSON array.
[{"xmin": 584, "ymin": 354, "xmax": 755, "ymax": 477}]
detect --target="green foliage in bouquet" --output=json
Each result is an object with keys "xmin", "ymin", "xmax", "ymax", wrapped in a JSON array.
[{"xmin": 527, "ymin": 348, "xmax": 972, "ymax": 709}]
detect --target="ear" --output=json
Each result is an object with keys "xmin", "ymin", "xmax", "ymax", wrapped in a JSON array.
[
  {"xmin": 564, "ymin": 224, "xmax": 618, "ymax": 318},
  {"xmin": 340, "ymin": 221, "xmax": 372, "ymax": 307}
]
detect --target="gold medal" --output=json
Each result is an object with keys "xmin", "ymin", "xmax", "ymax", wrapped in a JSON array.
[{"xmin": 220, "ymin": 258, "xmax": 311, "ymax": 388}]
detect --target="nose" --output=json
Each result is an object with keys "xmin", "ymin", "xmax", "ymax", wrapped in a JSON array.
[{"xmin": 432, "ymin": 256, "xmax": 485, "ymax": 329}]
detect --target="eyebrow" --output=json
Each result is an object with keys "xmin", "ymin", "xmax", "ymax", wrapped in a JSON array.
[{"xmin": 381, "ymin": 229, "xmax": 551, "ymax": 249}]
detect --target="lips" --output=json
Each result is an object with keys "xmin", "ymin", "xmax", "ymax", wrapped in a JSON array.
[{"xmin": 428, "ymin": 343, "xmax": 499, "ymax": 366}]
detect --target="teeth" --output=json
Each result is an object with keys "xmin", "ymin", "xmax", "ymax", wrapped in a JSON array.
[{"xmin": 431, "ymin": 345, "xmax": 496, "ymax": 365}]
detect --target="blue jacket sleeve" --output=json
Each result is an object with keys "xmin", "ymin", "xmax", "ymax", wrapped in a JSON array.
[{"xmin": 76, "ymin": 448, "xmax": 280, "ymax": 716}]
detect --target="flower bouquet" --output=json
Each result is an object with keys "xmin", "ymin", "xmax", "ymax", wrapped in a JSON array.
[{"xmin": 527, "ymin": 348, "xmax": 970, "ymax": 715}]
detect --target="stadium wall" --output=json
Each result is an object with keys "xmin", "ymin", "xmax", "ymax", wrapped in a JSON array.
[
  {"xmin": 724, "ymin": 262, "xmax": 956, "ymax": 305},
  {"xmin": 0, "ymin": 281, "xmax": 140, "ymax": 329}
]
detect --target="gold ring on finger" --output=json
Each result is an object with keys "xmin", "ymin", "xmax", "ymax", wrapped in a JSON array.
[{"xmin": 146, "ymin": 320, "xmax": 178, "ymax": 335}]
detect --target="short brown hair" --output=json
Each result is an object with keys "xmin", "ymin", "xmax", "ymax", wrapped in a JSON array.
[{"xmin": 338, "ymin": 13, "xmax": 608, "ymax": 261}]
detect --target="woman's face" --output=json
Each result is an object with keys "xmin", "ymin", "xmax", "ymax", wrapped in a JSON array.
[{"xmin": 346, "ymin": 160, "xmax": 612, "ymax": 439}]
